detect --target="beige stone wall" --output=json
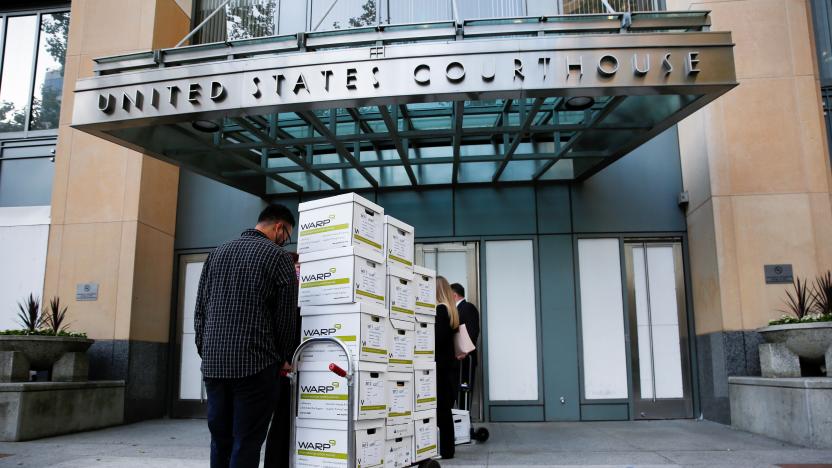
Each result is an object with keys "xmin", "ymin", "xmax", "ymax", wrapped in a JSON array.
[
  {"xmin": 671, "ymin": 0, "xmax": 832, "ymax": 333},
  {"xmin": 44, "ymin": 0, "xmax": 189, "ymax": 342}
]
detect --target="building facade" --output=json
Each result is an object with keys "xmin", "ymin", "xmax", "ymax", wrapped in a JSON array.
[{"xmin": 0, "ymin": 0, "xmax": 829, "ymax": 426}]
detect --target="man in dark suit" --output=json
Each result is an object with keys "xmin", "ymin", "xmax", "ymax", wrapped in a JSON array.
[{"xmin": 450, "ymin": 283, "xmax": 480, "ymax": 408}]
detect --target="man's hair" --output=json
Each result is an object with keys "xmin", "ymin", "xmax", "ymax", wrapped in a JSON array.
[
  {"xmin": 450, "ymin": 283, "xmax": 465, "ymax": 298},
  {"xmin": 258, "ymin": 204, "xmax": 296, "ymax": 227}
]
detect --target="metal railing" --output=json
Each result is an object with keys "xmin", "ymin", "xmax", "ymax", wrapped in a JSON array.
[{"xmin": 189, "ymin": 0, "xmax": 663, "ymax": 45}]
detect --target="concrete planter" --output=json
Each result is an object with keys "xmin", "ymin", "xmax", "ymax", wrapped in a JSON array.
[
  {"xmin": 0, "ymin": 336, "xmax": 93, "ymax": 370},
  {"xmin": 757, "ymin": 322, "xmax": 832, "ymax": 360}
]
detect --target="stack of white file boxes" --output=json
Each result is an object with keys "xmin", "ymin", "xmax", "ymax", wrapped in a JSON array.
[{"xmin": 294, "ymin": 193, "xmax": 438, "ymax": 468}]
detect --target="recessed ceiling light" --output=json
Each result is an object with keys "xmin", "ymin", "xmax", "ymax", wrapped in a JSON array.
[
  {"xmin": 564, "ymin": 96, "xmax": 595, "ymax": 111},
  {"xmin": 192, "ymin": 120, "xmax": 220, "ymax": 133}
]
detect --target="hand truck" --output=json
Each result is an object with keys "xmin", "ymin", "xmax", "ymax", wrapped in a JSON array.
[
  {"xmin": 288, "ymin": 337, "xmax": 441, "ymax": 468},
  {"xmin": 455, "ymin": 354, "xmax": 489, "ymax": 443}
]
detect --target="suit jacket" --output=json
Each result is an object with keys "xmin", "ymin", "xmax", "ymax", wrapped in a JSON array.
[{"xmin": 457, "ymin": 299, "xmax": 480, "ymax": 361}]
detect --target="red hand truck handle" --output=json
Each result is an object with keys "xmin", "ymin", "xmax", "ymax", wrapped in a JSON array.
[{"xmin": 329, "ymin": 363, "xmax": 347, "ymax": 377}]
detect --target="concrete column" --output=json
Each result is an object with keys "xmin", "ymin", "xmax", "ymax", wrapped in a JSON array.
[
  {"xmin": 670, "ymin": 0, "xmax": 832, "ymax": 423},
  {"xmin": 43, "ymin": 0, "xmax": 190, "ymax": 421}
]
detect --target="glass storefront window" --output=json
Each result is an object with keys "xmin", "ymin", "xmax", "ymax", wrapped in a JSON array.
[
  {"xmin": 29, "ymin": 12, "xmax": 69, "ymax": 131},
  {"xmin": 0, "ymin": 16, "xmax": 38, "ymax": 133}
]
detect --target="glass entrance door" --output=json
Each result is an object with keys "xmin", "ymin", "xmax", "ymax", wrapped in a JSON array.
[
  {"xmin": 624, "ymin": 241, "xmax": 693, "ymax": 419},
  {"xmin": 414, "ymin": 242, "xmax": 482, "ymax": 420},
  {"xmin": 171, "ymin": 253, "xmax": 208, "ymax": 418}
]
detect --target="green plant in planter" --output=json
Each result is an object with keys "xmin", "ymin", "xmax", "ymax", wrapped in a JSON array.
[
  {"xmin": 3, "ymin": 294, "xmax": 87, "ymax": 338},
  {"xmin": 769, "ymin": 272, "xmax": 832, "ymax": 326},
  {"xmin": 16, "ymin": 294, "xmax": 43, "ymax": 332}
]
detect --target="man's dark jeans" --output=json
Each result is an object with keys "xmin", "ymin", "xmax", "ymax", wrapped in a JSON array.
[{"xmin": 205, "ymin": 364, "xmax": 279, "ymax": 468}]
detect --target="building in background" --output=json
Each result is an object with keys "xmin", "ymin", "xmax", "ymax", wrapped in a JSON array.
[{"xmin": 0, "ymin": 0, "xmax": 829, "ymax": 427}]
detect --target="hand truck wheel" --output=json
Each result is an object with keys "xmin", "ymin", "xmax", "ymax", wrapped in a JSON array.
[
  {"xmin": 471, "ymin": 427, "xmax": 489, "ymax": 442},
  {"xmin": 418, "ymin": 459, "xmax": 441, "ymax": 468}
]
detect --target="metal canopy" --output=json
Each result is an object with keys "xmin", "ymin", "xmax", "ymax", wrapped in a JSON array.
[{"xmin": 71, "ymin": 12, "xmax": 737, "ymax": 197}]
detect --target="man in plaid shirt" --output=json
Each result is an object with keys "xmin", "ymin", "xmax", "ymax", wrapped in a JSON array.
[{"xmin": 195, "ymin": 204, "xmax": 298, "ymax": 468}]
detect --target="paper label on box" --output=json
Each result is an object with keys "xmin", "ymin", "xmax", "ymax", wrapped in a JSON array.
[
  {"xmin": 357, "ymin": 436, "xmax": 384, "ymax": 468},
  {"xmin": 414, "ymin": 369, "xmax": 437, "ymax": 409},
  {"xmin": 414, "ymin": 323, "xmax": 435, "ymax": 358},
  {"xmin": 362, "ymin": 315, "xmax": 387, "ymax": 357},
  {"xmin": 414, "ymin": 274, "xmax": 436, "ymax": 312},
  {"xmin": 300, "ymin": 255, "xmax": 354, "ymax": 305},
  {"xmin": 385, "ymin": 437, "xmax": 413, "ymax": 468},
  {"xmin": 389, "ymin": 330, "xmax": 414, "ymax": 366},
  {"xmin": 387, "ymin": 380, "xmax": 413, "ymax": 420},
  {"xmin": 355, "ymin": 258, "xmax": 385, "ymax": 305},
  {"xmin": 387, "ymin": 227, "xmax": 413, "ymax": 267},
  {"xmin": 413, "ymin": 418, "xmax": 437, "ymax": 459},
  {"xmin": 298, "ymin": 203, "xmax": 353, "ymax": 254},
  {"xmin": 359, "ymin": 376, "xmax": 386, "ymax": 413},
  {"xmin": 389, "ymin": 277, "xmax": 415, "ymax": 319},
  {"xmin": 353, "ymin": 205, "xmax": 383, "ymax": 252}
]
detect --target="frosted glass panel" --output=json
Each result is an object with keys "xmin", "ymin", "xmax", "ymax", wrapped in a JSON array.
[
  {"xmin": 645, "ymin": 246, "xmax": 682, "ymax": 399},
  {"xmin": 485, "ymin": 240, "xmax": 538, "ymax": 401},
  {"xmin": 578, "ymin": 238, "xmax": 628, "ymax": 400},
  {"xmin": 437, "ymin": 251, "xmax": 467, "ymax": 288},
  {"xmin": 180, "ymin": 260, "xmax": 205, "ymax": 400},
  {"xmin": 0, "ymin": 221, "xmax": 49, "ymax": 331}
]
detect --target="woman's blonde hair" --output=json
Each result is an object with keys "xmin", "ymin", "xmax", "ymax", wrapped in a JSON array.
[{"xmin": 436, "ymin": 275, "xmax": 459, "ymax": 330}]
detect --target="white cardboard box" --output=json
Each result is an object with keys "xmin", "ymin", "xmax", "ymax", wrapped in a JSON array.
[
  {"xmin": 383, "ymin": 216, "xmax": 414, "ymax": 272},
  {"xmin": 452, "ymin": 409, "xmax": 472, "ymax": 445},
  {"xmin": 413, "ymin": 361, "xmax": 437, "ymax": 412},
  {"xmin": 300, "ymin": 303, "xmax": 388, "ymax": 364},
  {"xmin": 297, "ymin": 361, "xmax": 387, "ymax": 421},
  {"xmin": 386, "ymin": 372, "xmax": 414, "ymax": 426},
  {"xmin": 414, "ymin": 314, "xmax": 436, "ymax": 361},
  {"xmin": 413, "ymin": 266, "xmax": 437, "ymax": 316},
  {"xmin": 295, "ymin": 418, "xmax": 385, "ymax": 468},
  {"xmin": 386, "ymin": 267, "xmax": 415, "ymax": 322},
  {"xmin": 299, "ymin": 246, "xmax": 386, "ymax": 308},
  {"xmin": 384, "ymin": 436, "xmax": 413, "ymax": 468},
  {"xmin": 384, "ymin": 423, "xmax": 414, "ymax": 468},
  {"xmin": 298, "ymin": 193, "xmax": 385, "ymax": 256},
  {"xmin": 386, "ymin": 319, "xmax": 415, "ymax": 372},
  {"xmin": 412, "ymin": 409, "xmax": 438, "ymax": 461}
]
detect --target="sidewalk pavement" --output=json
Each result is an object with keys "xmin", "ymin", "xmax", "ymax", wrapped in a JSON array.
[{"xmin": 0, "ymin": 418, "xmax": 830, "ymax": 467}]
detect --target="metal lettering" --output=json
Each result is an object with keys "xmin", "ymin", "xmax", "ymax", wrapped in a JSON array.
[
  {"xmin": 566, "ymin": 56, "xmax": 583, "ymax": 80},
  {"xmin": 321, "ymin": 69, "xmax": 334, "ymax": 91},
  {"xmin": 251, "ymin": 77, "xmax": 262, "ymax": 98},
  {"xmin": 539, "ymin": 57, "xmax": 551, "ymax": 80},
  {"xmin": 151, "ymin": 89, "xmax": 160, "ymax": 108},
  {"xmin": 121, "ymin": 90, "xmax": 143, "ymax": 111},
  {"xmin": 371, "ymin": 66, "xmax": 380, "ymax": 88},
  {"xmin": 446, "ymin": 62, "xmax": 465, "ymax": 83},
  {"xmin": 597, "ymin": 55, "xmax": 619, "ymax": 77},
  {"xmin": 414, "ymin": 64, "xmax": 430, "ymax": 85},
  {"xmin": 346, "ymin": 68, "xmax": 358, "ymax": 90},
  {"xmin": 97, "ymin": 93, "xmax": 115, "ymax": 114},
  {"xmin": 293, "ymin": 73, "xmax": 309, "ymax": 94},
  {"xmin": 514, "ymin": 59, "xmax": 524, "ymax": 80},
  {"xmin": 686, "ymin": 51, "xmax": 700, "ymax": 75},
  {"xmin": 273, "ymin": 74, "xmax": 285, "ymax": 95},
  {"xmin": 166, "ymin": 85, "xmax": 180, "ymax": 105},
  {"xmin": 662, "ymin": 53, "xmax": 673, "ymax": 75},
  {"xmin": 632, "ymin": 53, "xmax": 650, "ymax": 76},
  {"xmin": 210, "ymin": 81, "xmax": 226, "ymax": 101},
  {"xmin": 482, "ymin": 60, "xmax": 496, "ymax": 82},
  {"xmin": 187, "ymin": 83, "xmax": 201, "ymax": 103}
]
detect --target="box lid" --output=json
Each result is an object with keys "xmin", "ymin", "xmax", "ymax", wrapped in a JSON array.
[
  {"xmin": 415, "ymin": 313, "xmax": 436, "ymax": 324},
  {"xmin": 413, "ymin": 360, "xmax": 436, "ymax": 371},
  {"xmin": 387, "ymin": 265, "xmax": 414, "ymax": 280},
  {"xmin": 385, "ymin": 422, "xmax": 414, "ymax": 439},
  {"xmin": 383, "ymin": 215, "xmax": 414, "ymax": 234},
  {"xmin": 299, "ymin": 193, "xmax": 384, "ymax": 215},
  {"xmin": 296, "ymin": 417, "xmax": 385, "ymax": 431},
  {"xmin": 413, "ymin": 409, "xmax": 437, "ymax": 420},
  {"xmin": 299, "ymin": 245, "xmax": 384, "ymax": 264},
  {"xmin": 389, "ymin": 319, "xmax": 415, "ymax": 331},
  {"xmin": 413, "ymin": 265, "xmax": 436, "ymax": 278},
  {"xmin": 301, "ymin": 302, "xmax": 387, "ymax": 318},
  {"xmin": 386, "ymin": 371, "xmax": 414, "ymax": 382}
]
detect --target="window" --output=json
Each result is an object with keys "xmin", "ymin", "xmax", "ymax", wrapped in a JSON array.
[{"xmin": 0, "ymin": 8, "xmax": 70, "ymax": 136}]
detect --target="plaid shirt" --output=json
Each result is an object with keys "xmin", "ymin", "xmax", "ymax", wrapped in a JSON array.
[{"xmin": 195, "ymin": 229, "xmax": 298, "ymax": 379}]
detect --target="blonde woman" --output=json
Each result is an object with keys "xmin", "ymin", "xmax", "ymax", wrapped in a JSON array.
[{"xmin": 434, "ymin": 275, "xmax": 459, "ymax": 459}]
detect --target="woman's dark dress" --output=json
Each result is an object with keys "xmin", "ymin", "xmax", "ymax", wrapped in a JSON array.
[{"xmin": 435, "ymin": 304, "xmax": 459, "ymax": 459}]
